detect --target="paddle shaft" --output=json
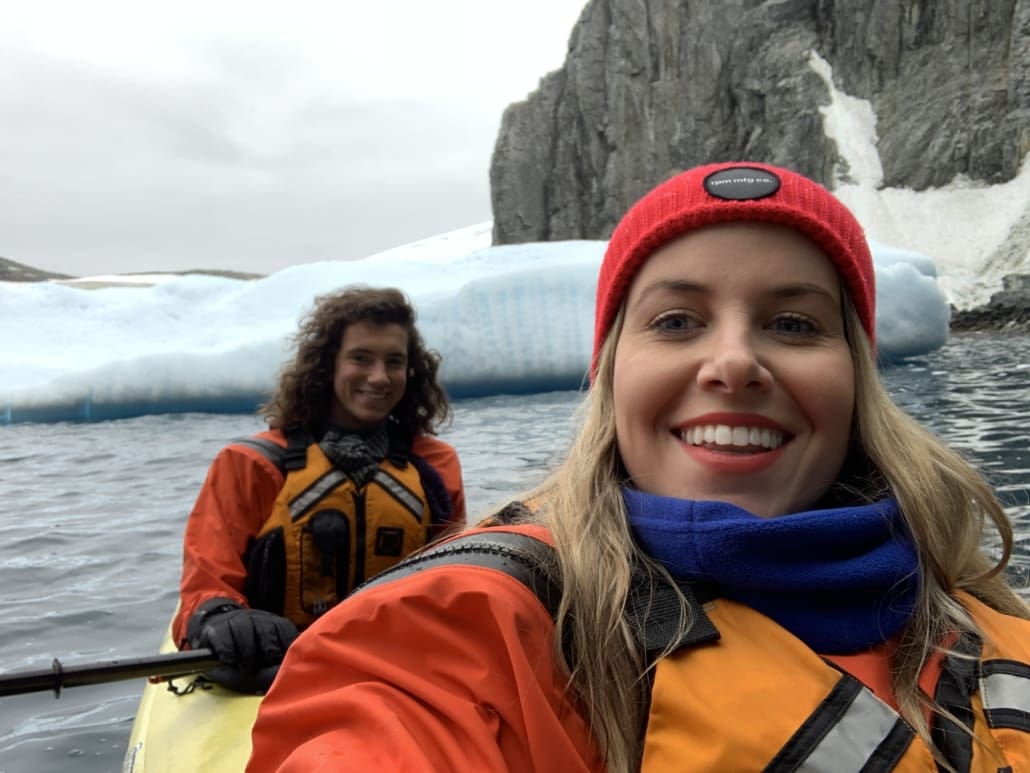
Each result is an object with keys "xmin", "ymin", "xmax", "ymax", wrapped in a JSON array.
[{"xmin": 0, "ymin": 649, "xmax": 221, "ymax": 698}]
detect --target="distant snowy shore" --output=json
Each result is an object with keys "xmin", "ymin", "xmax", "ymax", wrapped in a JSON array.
[{"xmin": 0, "ymin": 256, "xmax": 261, "ymax": 286}]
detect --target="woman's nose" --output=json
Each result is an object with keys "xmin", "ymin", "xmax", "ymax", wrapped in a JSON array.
[
  {"xmin": 695, "ymin": 329, "xmax": 772, "ymax": 393},
  {"xmin": 367, "ymin": 360, "xmax": 390, "ymax": 383}
]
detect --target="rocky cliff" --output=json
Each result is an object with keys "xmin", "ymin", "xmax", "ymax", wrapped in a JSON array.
[
  {"xmin": 490, "ymin": 0, "xmax": 1029, "ymax": 314},
  {"xmin": 951, "ymin": 273, "xmax": 1030, "ymax": 331},
  {"xmin": 0, "ymin": 256, "xmax": 71, "ymax": 282}
]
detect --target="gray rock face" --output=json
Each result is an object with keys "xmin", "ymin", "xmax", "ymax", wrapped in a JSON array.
[
  {"xmin": 490, "ymin": 0, "xmax": 1029, "ymax": 244},
  {"xmin": 951, "ymin": 273, "xmax": 1030, "ymax": 331},
  {"xmin": 0, "ymin": 256, "xmax": 71, "ymax": 282}
]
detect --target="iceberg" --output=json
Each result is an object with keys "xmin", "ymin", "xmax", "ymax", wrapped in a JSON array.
[{"xmin": 0, "ymin": 227, "xmax": 950, "ymax": 424}]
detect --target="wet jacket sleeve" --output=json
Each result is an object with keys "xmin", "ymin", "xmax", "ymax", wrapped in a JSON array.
[
  {"xmin": 246, "ymin": 536, "xmax": 602, "ymax": 773},
  {"xmin": 411, "ymin": 434, "xmax": 467, "ymax": 527},
  {"xmin": 172, "ymin": 433, "xmax": 286, "ymax": 646}
]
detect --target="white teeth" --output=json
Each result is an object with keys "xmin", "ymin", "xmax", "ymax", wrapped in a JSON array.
[{"xmin": 680, "ymin": 424, "xmax": 784, "ymax": 450}]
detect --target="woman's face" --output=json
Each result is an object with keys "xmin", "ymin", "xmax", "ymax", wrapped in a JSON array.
[
  {"xmin": 329, "ymin": 321, "xmax": 409, "ymax": 432},
  {"xmin": 612, "ymin": 222, "xmax": 855, "ymax": 517}
]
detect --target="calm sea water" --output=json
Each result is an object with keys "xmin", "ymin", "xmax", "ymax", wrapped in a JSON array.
[{"xmin": 0, "ymin": 332, "xmax": 1027, "ymax": 773}]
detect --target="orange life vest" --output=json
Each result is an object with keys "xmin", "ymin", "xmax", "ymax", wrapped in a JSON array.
[
  {"xmin": 247, "ymin": 442, "xmax": 431, "ymax": 629},
  {"xmin": 641, "ymin": 592, "xmax": 1030, "ymax": 772}
]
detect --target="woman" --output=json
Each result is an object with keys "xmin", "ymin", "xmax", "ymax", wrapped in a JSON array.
[
  {"xmin": 175, "ymin": 285, "xmax": 465, "ymax": 693},
  {"xmin": 246, "ymin": 164, "xmax": 1030, "ymax": 770}
]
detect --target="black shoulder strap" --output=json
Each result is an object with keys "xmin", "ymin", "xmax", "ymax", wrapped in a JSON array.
[
  {"xmin": 232, "ymin": 437, "xmax": 287, "ymax": 474},
  {"xmin": 354, "ymin": 524, "xmax": 719, "ymax": 655},
  {"xmin": 282, "ymin": 426, "xmax": 310, "ymax": 471},
  {"xmin": 625, "ymin": 571, "xmax": 720, "ymax": 654},
  {"xmin": 409, "ymin": 454, "xmax": 453, "ymax": 525},
  {"xmin": 385, "ymin": 418, "xmax": 413, "ymax": 467},
  {"xmin": 231, "ymin": 428, "xmax": 310, "ymax": 475},
  {"xmin": 355, "ymin": 530, "xmax": 562, "ymax": 618},
  {"xmin": 930, "ymin": 628, "xmax": 983, "ymax": 770}
]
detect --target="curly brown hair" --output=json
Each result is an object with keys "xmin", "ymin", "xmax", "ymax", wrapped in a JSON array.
[{"xmin": 259, "ymin": 286, "xmax": 451, "ymax": 437}]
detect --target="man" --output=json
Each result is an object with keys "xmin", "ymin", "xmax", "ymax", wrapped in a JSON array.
[{"xmin": 173, "ymin": 286, "xmax": 465, "ymax": 692}]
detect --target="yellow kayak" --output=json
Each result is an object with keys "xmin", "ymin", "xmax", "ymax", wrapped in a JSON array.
[{"xmin": 123, "ymin": 626, "xmax": 261, "ymax": 772}]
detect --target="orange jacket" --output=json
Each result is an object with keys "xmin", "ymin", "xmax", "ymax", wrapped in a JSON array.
[
  {"xmin": 246, "ymin": 524, "xmax": 603, "ymax": 773},
  {"xmin": 173, "ymin": 428, "xmax": 465, "ymax": 645},
  {"xmin": 247, "ymin": 525, "xmax": 1030, "ymax": 772}
]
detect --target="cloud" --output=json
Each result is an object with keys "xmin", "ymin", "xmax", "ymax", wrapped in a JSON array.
[{"xmin": 0, "ymin": 0, "xmax": 587, "ymax": 276}]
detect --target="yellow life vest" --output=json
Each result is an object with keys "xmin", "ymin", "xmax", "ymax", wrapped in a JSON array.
[
  {"xmin": 640, "ymin": 592, "xmax": 1030, "ymax": 772},
  {"xmin": 248, "ymin": 442, "xmax": 431, "ymax": 629}
]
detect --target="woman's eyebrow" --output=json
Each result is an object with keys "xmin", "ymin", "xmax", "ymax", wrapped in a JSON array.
[
  {"xmin": 769, "ymin": 283, "xmax": 841, "ymax": 304},
  {"xmin": 631, "ymin": 279, "xmax": 839, "ymax": 306},
  {"xmin": 630, "ymin": 279, "xmax": 707, "ymax": 307}
]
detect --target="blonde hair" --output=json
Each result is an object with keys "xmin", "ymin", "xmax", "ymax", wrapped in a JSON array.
[
  {"xmin": 524, "ymin": 299, "xmax": 1030, "ymax": 771},
  {"xmin": 845, "ymin": 301, "xmax": 1029, "ymax": 761}
]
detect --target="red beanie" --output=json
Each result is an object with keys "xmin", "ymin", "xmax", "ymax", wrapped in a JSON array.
[{"xmin": 592, "ymin": 162, "xmax": 875, "ymax": 374}]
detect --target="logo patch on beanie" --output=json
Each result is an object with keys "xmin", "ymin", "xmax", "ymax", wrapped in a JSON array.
[{"xmin": 703, "ymin": 167, "xmax": 781, "ymax": 201}]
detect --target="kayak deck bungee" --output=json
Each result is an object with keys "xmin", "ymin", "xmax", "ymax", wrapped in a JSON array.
[{"xmin": 123, "ymin": 625, "xmax": 261, "ymax": 773}]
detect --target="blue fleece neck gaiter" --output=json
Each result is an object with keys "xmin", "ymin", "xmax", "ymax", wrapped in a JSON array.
[{"xmin": 623, "ymin": 489, "xmax": 920, "ymax": 654}]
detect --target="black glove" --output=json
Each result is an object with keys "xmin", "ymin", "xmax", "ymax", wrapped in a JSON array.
[{"xmin": 186, "ymin": 598, "xmax": 299, "ymax": 694}]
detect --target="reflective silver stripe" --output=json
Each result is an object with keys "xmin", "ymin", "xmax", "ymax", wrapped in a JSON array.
[
  {"xmin": 798, "ymin": 688, "xmax": 900, "ymax": 772},
  {"xmin": 289, "ymin": 470, "xmax": 348, "ymax": 521},
  {"xmin": 373, "ymin": 470, "xmax": 425, "ymax": 521},
  {"xmin": 982, "ymin": 671, "xmax": 1030, "ymax": 713}
]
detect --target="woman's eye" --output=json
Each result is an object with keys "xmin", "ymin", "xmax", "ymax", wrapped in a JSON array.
[
  {"xmin": 771, "ymin": 314, "xmax": 818, "ymax": 336},
  {"xmin": 651, "ymin": 311, "xmax": 698, "ymax": 333}
]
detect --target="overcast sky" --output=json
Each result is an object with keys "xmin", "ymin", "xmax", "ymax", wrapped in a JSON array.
[{"xmin": 1, "ymin": 0, "xmax": 588, "ymax": 276}]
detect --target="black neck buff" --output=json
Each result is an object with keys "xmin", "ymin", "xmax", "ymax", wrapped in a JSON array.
[{"xmin": 319, "ymin": 426, "xmax": 390, "ymax": 488}]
